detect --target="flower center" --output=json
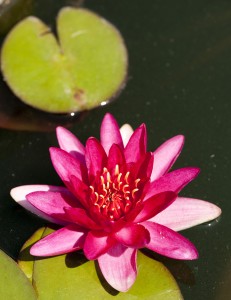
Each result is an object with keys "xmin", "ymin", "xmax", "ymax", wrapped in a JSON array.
[{"xmin": 89, "ymin": 165, "xmax": 141, "ymax": 221}]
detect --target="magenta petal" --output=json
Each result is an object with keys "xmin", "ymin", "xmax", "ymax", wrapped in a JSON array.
[
  {"xmin": 68, "ymin": 175, "xmax": 89, "ymax": 208},
  {"xmin": 10, "ymin": 185, "xmax": 70, "ymax": 224},
  {"xmin": 144, "ymin": 221, "xmax": 198, "ymax": 260},
  {"xmin": 56, "ymin": 126, "xmax": 85, "ymax": 161},
  {"xmin": 98, "ymin": 244, "xmax": 137, "ymax": 292},
  {"xmin": 115, "ymin": 223, "xmax": 150, "ymax": 248},
  {"xmin": 64, "ymin": 207, "xmax": 101, "ymax": 230},
  {"xmin": 143, "ymin": 167, "xmax": 200, "ymax": 200},
  {"xmin": 137, "ymin": 152, "xmax": 154, "ymax": 180},
  {"xmin": 151, "ymin": 135, "xmax": 185, "ymax": 181},
  {"xmin": 100, "ymin": 113, "xmax": 123, "ymax": 154},
  {"xmin": 26, "ymin": 190, "xmax": 78, "ymax": 223},
  {"xmin": 50, "ymin": 147, "xmax": 87, "ymax": 184},
  {"xmin": 124, "ymin": 124, "xmax": 147, "ymax": 164},
  {"xmin": 85, "ymin": 137, "xmax": 107, "ymax": 178},
  {"xmin": 120, "ymin": 124, "xmax": 134, "ymax": 147},
  {"xmin": 151, "ymin": 197, "xmax": 222, "ymax": 231},
  {"xmin": 30, "ymin": 224, "xmax": 86, "ymax": 256},
  {"xmin": 134, "ymin": 191, "xmax": 177, "ymax": 223},
  {"xmin": 83, "ymin": 231, "xmax": 115, "ymax": 260},
  {"xmin": 107, "ymin": 143, "xmax": 126, "ymax": 172}
]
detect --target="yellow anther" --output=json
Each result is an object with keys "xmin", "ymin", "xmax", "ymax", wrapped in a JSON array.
[
  {"xmin": 114, "ymin": 164, "xmax": 119, "ymax": 176},
  {"xmin": 100, "ymin": 176, "xmax": 104, "ymax": 184},
  {"xmin": 132, "ymin": 188, "xmax": 139, "ymax": 198},
  {"xmin": 124, "ymin": 172, "xmax": 130, "ymax": 184},
  {"xmin": 134, "ymin": 178, "xmax": 141, "ymax": 187},
  {"xmin": 117, "ymin": 173, "xmax": 122, "ymax": 183}
]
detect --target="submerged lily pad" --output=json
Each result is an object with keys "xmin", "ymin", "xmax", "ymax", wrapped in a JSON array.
[
  {"xmin": 0, "ymin": 249, "xmax": 37, "ymax": 299},
  {"xmin": 18, "ymin": 227, "xmax": 183, "ymax": 300},
  {"xmin": 1, "ymin": 7, "xmax": 128, "ymax": 113}
]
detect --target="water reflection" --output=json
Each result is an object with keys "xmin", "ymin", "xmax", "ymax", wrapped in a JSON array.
[
  {"xmin": 0, "ymin": 0, "xmax": 32, "ymax": 36},
  {"xmin": 0, "ymin": 75, "xmax": 87, "ymax": 131}
]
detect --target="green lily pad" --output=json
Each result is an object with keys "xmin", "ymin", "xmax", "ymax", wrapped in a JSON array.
[
  {"xmin": 0, "ymin": 249, "xmax": 37, "ymax": 299},
  {"xmin": 18, "ymin": 227, "xmax": 183, "ymax": 300},
  {"xmin": 18, "ymin": 227, "xmax": 45, "ymax": 281},
  {"xmin": 1, "ymin": 7, "xmax": 128, "ymax": 113}
]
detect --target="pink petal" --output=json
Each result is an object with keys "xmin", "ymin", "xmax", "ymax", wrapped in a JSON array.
[
  {"xmin": 143, "ymin": 167, "xmax": 200, "ymax": 201},
  {"xmin": 134, "ymin": 191, "xmax": 177, "ymax": 223},
  {"xmin": 120, "ymin": 124, "xmax": 134, "ymax": 146},
  {"xmin": 85, "ymin": 137, "xmax": 107, "ymax": 178},
  {"xmin": 30, "ymin": 224, "xmax": 86, "ymax": 256},
  {"xmin": 98, "ymin": 244, "xmax": 137, "ymax": 292},
  {"xmin": 56, "ymin": 126, "xmax": 85, "ymax": 161},
  {"xmin": 144, "ymin": 221, "xmax": 198, "ymax": 260},
  {"xmin": 64, "ymin": 207, "xmax": 101, "ymax": 230},
  {"xmin": 26, "ymin": 191, "xmax": 78, "ymax": 223},
  {"xmin": 115, "ymin": 223, "xmax": 150, "ymax": 248},
  {"xmin": 10, "ymin": 185, "xmax": 68, "ymax": 224},
  {"xmin": 50, "ymin": 147, "xmax": 87, "ymax": 184},
  {"xmin": 151, "ymin": 135, "xmax": 185, "ymax": 181},
  {"xmin": 83, "ymin": 230, "xmax": 115, "ymax": 260},
  {"xmin": 150, "ymin": 197, "xmax": 222, "ymax": 231},
  {"xmin": 124, "ymin": 124, "xmax": 147, "ymax": 164},
  {"xmin": 100, "ymin": 113, "xmax": 123, "ymax": 154}
]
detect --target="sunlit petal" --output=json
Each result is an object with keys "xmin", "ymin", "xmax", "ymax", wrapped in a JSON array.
[
  {"xmin": 10, "ymin": 185, "xmax": 68, "ymax": 224},
  {"xmin": 98, "ymin": 244, "xmax": 137, "ymax": 292},
  {"xmin": 120, "ymin": 123, "xmax": 134, "ymax": 146},
  {"xmin": 151, "ymin": 135, "xmax": 184, "ymax": 181},
  {"xmin": 100, "ymin": 113, "xmax": 123, "ymax": 154},
  {"xmin": 56, "ymin": 126, "xmax": 85, "ymax": 161},
  {"xmin": 151, "ymin": 197, "xmax": 222, "ymax": 231}
]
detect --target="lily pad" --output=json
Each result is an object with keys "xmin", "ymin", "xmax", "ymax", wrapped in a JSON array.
[
  {"xmin": 1, "ymin": 7, "xmax": 128, "ymax": 113},
  {"xmin": 18, "ymin": 227, "xmax": 45, "ymax": 281},
  {"xmin": 18, "ymin": 227, "xmax": 183, "ymax": 300},
  {"xmin": 0, "ymin": 249, "xmax": 37, "ymax": 299}
]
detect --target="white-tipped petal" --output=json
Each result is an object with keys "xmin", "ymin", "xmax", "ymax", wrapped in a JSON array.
[{"xmin": 10, "ymin": 185, "xmax": 68, "ymax": 224}]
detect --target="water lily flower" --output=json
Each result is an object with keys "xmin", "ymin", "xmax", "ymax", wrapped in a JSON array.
[{"xmin": 11, "ymin": 113, "xmax": 221, "ymax": 292}]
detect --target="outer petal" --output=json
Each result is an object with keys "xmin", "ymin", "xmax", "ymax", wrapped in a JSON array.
[
  {"xmin": 98, "ymin": 244, "xmax": 137, "ymax": 292},
  {"xmin": 143, "ymin": 221, "xmax": 198, "ymax": 260},
  {"xmin": 50, "ymin": 147, "xmax": 87, "ymax": 184},
  {"xmin": 56, "ymin": 126, "xmax": 85, "ymax": 161},
  {"xmin": 100, "ymin": 113, "xmax": 123, "ymax": 154},
  {"xmin": 115, "ymin": 223, "xmax": 150, "ymax": 248},
  {"xmin": 83, "ymin": 231, "xmax": 115, "ymax": 260},
  {"xmin": 120, "ymin": 124, "xmax": 134, "ymax": 147},
  {"xmin": 10, "ymin": 185, "xmax": 69, "ymax": 224},
  {"xmin": 143, "ymin": 167, "xmax": 200, "ymax": 201},
  {"xmin": 151, "ymin": 135, "xmax": 185, "ymax": 181},
  {"xmin": 133, "ymin": 191, "xmax": 177, "ymax": 223},
  {"xmin": 150, "ymin": 197, "xmax": 222, "ymax": 231},
  {"xmin": 30, "ymin": 224, "xmax": 86, "ymax": 256},
  {"xmin": 26, "ymin": 191, "xmax": 80, "ymax": 224}
]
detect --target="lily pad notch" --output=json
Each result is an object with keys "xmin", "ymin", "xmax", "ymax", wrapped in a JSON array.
[{"xmin": 1, "ymin": 7, "xmax": 128, "ymax": 113}]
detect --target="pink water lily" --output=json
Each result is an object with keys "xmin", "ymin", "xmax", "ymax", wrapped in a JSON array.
[{"xmin": 11, "ymin": 114, "xmax": 221, "ymax": 292}]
